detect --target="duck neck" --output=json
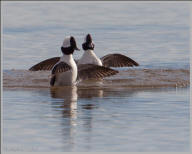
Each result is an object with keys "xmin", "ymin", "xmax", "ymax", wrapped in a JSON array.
[
  {"xmin": 61, "ymin": 46, "xmax": 74, "ymax": 55},
  {"xmin": 61, "ymin": 54, "xmax": 74, "ymax": 63},
  {"xmin": 84, "ymin": 49, "xmax": 94, "ymax": 54}
]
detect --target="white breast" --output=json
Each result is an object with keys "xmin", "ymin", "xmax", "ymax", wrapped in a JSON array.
[
  {"xmin": 54, "ymin": 55, "xmax": 77, "ymax": 86},
  {"xmin": 78, "ymin": 50, "xmax": 102, "ymax": 66}
]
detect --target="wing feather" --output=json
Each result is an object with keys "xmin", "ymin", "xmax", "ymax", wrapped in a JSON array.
[
  {"xmin": 52, "ymin": 62, "xmax": 71, "ymax": 74},
  {"xmin": 29, "ymin": 57, "xmax": 60, "ymax": 71},
  {"xmin": 77, "ymin": 64, "xmax": 118, "ymax": 80},
  {"xmin": 100, "ymin": 53, "xmax": 139, "ymax": 67}
]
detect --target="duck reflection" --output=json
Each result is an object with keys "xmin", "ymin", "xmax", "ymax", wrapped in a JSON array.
[
  {"xmin": 77, "ymin": 88, "xmax": 103, "ymax": 99},
  {"xmin": 48, "ymin": 85, "xmax": 145, "ymax": 151},
  {"xmin": 50, "ymin": 86, "xmax": 78, "ymax": 150},
  {"xmin": 49, "ymin": 86, "xmax": 105, "ymax": 150},
  {"xmin": 50, "ymin": 86, "xmax": 78, "ymax": 119}
]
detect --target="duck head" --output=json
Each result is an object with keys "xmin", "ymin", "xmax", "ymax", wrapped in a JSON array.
[
  {"xmin": 61, "ymin": 36, "xmax": 80, "ymax": 55},
  {"xmin": 82, "ymin": 34, "xmax": 95, "ymax": 51}
]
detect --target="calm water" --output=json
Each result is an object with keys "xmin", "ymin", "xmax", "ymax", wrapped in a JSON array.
[
  {"xmin": 2, "ymin": 2, "xmax": 190, "ymax": 70},
  {"xmin": 3, "ymin": 87, "xmax": 190, "ymax": 152},
  {"xmin": 2, "ymin": 1, "xmax": 190, "ymax": 152}
]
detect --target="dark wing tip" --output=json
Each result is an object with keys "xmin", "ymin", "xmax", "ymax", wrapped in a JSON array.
[
  {"xmin": 29, "ymin": 57, "xmax": 60, "ymax": 71},
  {"xmin": 101, "ymin": 53, "xmax": 139, "ymax": 67},
  {"xmin": 78, "ymin": 64, "xmax": 118, "ymax": 80}
]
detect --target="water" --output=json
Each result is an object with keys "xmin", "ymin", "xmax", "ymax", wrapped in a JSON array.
[
  {"xmin": 2, "ymin": 2, "xmax": 190, "ymax": 70},
  {"xmin": 3, "ymin": 69, "xmax": 190, "ymax": 88},
  {"xmin": 2, "ymin": 1, "xmax": 190, "ymax": 152},
  {"xmin": 3, "ymin": 87, "xmax": 190, "ymax": 152}
]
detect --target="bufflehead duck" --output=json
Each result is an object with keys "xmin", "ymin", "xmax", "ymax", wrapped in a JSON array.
[
  {"xmin": 78, "ymin": 34, "xmax": 102, "ymax": 66},
  {"xmin": 50, "ymin": 36, "xmax": 79, "ymax": 86},
  {"xmin": 29, "ymin": 34, "xmax": 139, "ymax": 71},
  {"xmin": 78, "ymin": 34, "xmax": 139, "ymax": 67},
  {"xmin": 29, "ymin": 36, "xmax": 118, "ymax": 86}
]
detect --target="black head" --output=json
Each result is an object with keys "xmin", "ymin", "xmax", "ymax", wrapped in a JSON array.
[
  {"xmin": 86, "ymin": 34, "xmax": 92, "ymax": 43},
  {"xmin": 82, "ymin": 34, "xmax": 95, "ymax": 50},
  {"xmin": 61, "ymin": 36, "xmax": 80, "ymax": 55},
  {"xmin": 70, "ymin": 36, "xmax": 80, "ymax": 51}
]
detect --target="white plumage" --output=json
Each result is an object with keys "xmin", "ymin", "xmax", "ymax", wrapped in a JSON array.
[
  {"xmin": 51, "ymin": 36, "xmax": 78, "ymax": 86},
  {"xmin": 62, "ymin": 36, "xmax": 71, "ymax": 48},
  {"xmin": 78, "ymin": 49, "xmax": 102, "ymax": 66},
  {"xmin": 53, "ymin": 55, "xmax": 77, "ymax": 86}
]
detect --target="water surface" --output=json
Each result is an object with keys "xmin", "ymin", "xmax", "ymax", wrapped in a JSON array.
[
  {"xmin": 2, "ymin": 2, "xmax": 190, "ymax": 70},
  {"xmin": 2, "ymin": 1, "xmax": 190, "ymax": 152},
  {"xmin": 3, "ymin": 87, "xmax": 190, "ymax": 152}
]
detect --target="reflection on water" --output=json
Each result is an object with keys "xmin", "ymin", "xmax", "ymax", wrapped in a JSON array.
[
  {"xmin": 50, "ymin": 86, "xmax": 78, "ymax": 150},
  {"xmin": 49, "ymin": 86, "xmax": 105, "ymax": 117},
  {"xmin": 49, "ymin": 86, "xmax": 106, "ymax": 151},
  {"xmin": 3, "ymin": 86, "xmax": 190, "ymax": 152},
  {"xmin": 50, "ymin": 86, "xmax": 78, "ymax": 118},
  {"xmin": 78, "ymin": 88, "xmax": 104, "ymax": 99}
]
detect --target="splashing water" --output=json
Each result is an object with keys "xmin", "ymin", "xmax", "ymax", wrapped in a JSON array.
[{"xmin": 3, "ymin": 68, "xmax": 190, "ymax": 89}]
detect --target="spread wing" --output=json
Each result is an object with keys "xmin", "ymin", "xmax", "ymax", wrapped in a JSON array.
[
  {"xmin": 52, "ymin": 62, "xmax": 71, "ymax": 74},
  {"xmin": 29, "ymin": 57, "xmax": 60, "ymax": 71},
  {"xmin": 100, "ymin": 53, "xmax": 139, "ymax": 67},
  {"xmin": 77, "ymin": 64, "xmax": 118, "ymax": 80}
]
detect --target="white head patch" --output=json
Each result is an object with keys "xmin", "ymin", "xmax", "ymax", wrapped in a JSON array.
[{"xmin": 62, "ymin": 36, "xmax": 71, "ymax": 48}]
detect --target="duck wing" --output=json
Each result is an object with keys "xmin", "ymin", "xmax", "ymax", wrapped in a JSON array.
[
  {"xmin": 51, "ymin": 62, "xmax": 72, "ymax": 74},
  {"xmin": 50, "ymin": 62, "xmax": 72, "ymax": 86},
  {"xmin": 77, "ymin": 64, "xmax": 118, "ymax": 80},
  {"xmin": 29, "ymin": 57, "xmax": 60, "ymax": 71},
  {"xmin": 100, "ymin": 53, "xmax": 139, "ymax": 67}
]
